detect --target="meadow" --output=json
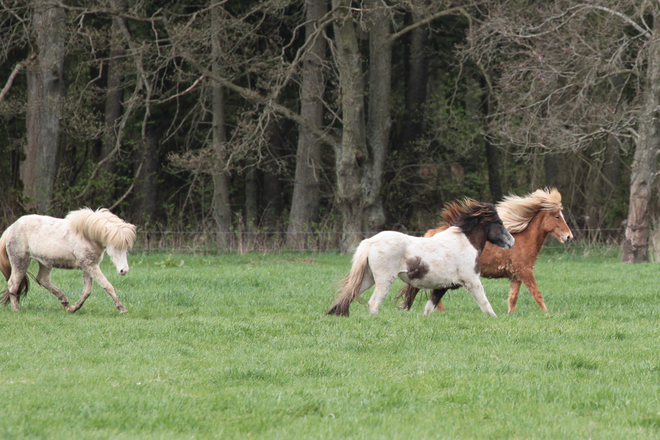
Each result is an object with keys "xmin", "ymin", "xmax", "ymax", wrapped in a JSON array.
[{"xmin": 1, "ymin": 249, "xmax": 660, "ymax": 439}]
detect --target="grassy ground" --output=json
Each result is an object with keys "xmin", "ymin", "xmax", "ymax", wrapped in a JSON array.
[{"xmin": 1, "ymin": 249, "xmax": 660, "ymax": 439}]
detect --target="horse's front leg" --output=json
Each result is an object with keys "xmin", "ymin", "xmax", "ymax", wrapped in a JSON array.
[
  {"xmin": 83, "ymin": 265, "xmax": 128, "ymax": 313},
  {"xmin": 464, "ymin": 280, "xmax": 497, "ymax": 317},
  {"xmin": 36, "ymin": 264, "xmax": 70, "ymax": 311},
  {"xmin": 68, "ymin": 273, "xmax": 93, "ymax": 313}
]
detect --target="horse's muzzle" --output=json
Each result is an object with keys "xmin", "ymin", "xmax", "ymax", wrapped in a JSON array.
[{"xmin": 559, "ymin": 233, "xmax": 573, "ymax": 243}]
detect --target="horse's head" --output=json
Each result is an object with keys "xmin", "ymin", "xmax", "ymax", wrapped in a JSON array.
[
  {"xmin": 542, "ymin": 209, "xmax": 573, "ymax": 243},
  {"xmin": 487, "ymin": 220, "xmax": 515, "ymax": 250},
  {"xmin": 106, "ymin": 245, "xmax": 130, "ymax": 276},
  {"xmin": 442, "ymin": 199, "xmax": 515, "ymax": 251}
]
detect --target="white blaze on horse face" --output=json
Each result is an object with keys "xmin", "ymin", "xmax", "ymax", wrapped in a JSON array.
[
  {"xmin": 554, "ymin": 211, "xmax": 573, "ymax": 243},
  {"xmin": 107, "ymin": 246, "xmax": 130, "ymax": 276},
  {"xmin": 560, "ymin": 211, "xmax": 573, "ymax": 242}
]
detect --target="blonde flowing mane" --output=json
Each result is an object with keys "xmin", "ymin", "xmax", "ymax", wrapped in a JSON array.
[
  {"xmin": 66, "ymin": 208, "xmax": 137, "ymax": 249},
  {"xmin": 496, "ymin": 188, "xmax": 563, "ymax": 233}
]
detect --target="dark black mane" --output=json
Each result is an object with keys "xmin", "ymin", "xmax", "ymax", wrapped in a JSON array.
[{"xmin": 439, "ymin": 199, "xmax": 501, "ymax": 233}]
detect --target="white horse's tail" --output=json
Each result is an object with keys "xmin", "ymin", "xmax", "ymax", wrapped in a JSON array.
[
  {"xmin": 326, "ymin": 240, "xmax": 372, "ymax": 317},
  {"xmin": 0, "ymin": 229, "xmax": 29, "ymax": 306}
]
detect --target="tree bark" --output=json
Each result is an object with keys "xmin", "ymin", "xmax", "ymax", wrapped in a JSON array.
[
  {"xmin": 95, "ymin": 0, "xmax": 128, "ymax": 204},
  {"xmin": 361, "ymin": 0, "xmax": 391, "ymax": 235},
  {"xmin": 622, "ymin": 15, "xmax": 660, "ymax": 263},
  {"xmin": 22, "ymin": 1, "xmax": 66, "ymax": 213},
  {"xmin": 286, "ymin": 0, "xmax": 327, "ymax": 248},
  {"xmin": 134, "ymin": 128, "xmax": 159, "ymax": 224},
  {"xmin": 211, "ymin": 7, "xmax": 232, "ymax": 248},
  {"xmin": 100, "ymin": 0, "xmax": 127, "ymax": 186},
  {"xmin": 332, "ymin": 0, "xmax": 367, "ymax": 253},
  {"xmin": 544, "ymin": 154, "xmax": 562, "ymax": 189},
  {"xmin": 400, "ymin": 12, "xmax": 428, "ymax": 153},
  {"xmin": 245, "ymin": 166, "xmax": 258, "ymax": 233},
  {"xmin": 262, "ymin": 125, "xmax": 284, "ymax": 228},
  {"xmin": 482, "ymin": 81, "xmax": 502, "ymax": 202}
]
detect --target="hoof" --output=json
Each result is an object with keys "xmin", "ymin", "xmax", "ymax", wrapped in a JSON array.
[{"xmin": 119, "ymin": 308, "xmax": 129, "ymax": 314}]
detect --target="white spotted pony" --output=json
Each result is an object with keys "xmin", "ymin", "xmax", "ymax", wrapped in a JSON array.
[
  {"xmin": 0, "ymin": 208, "xmax": 136, "ymax": 313},
  {"xmin": 326, "ymin": 199, "xmax": 515, "ymax": 317}
]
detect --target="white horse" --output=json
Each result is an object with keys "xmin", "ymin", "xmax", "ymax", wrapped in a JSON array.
[
  {"xmin": 0, "ymin": 208, "xmax": 136, "ymax": 313},
  {"xmin": 326, "ymin": 200, "xmax": 515, "ymax": 317}
]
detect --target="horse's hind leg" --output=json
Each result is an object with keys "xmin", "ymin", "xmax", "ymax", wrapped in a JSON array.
[
  {"xmin": 68, "ymin": 273, "xmax": 93, "ymax": 314},
  {"xmin": 507, "ymin": 280, "xmax": 522, "ymax": 314},
  {"xmin": 424, "ymin": 288, "xmax": 448, "ymax": 316},
  {"xmin": 5, "ymin": 256, "xmax": 30, "ymax": 311},
  {"xmin": 367, "ymin": 274, "xmax": 395, "ymax": 315},
  {"xmin": 520, "ymin": 271, "xmax": 547, "ymax": 312},
  {"xmin": 398, "ymin": 285, "xmax": 420, "ymax": 310},
  {"xmin": 84, "ymin": 265, "xmax": 128, "ymax": 313},
  {"xmin": 36, "ymin": 264, "xmax": 70, "ymax": 310}
]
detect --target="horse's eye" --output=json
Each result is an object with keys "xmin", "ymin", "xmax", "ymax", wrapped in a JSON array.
[{"xmin": 555, "ymin": 216, "xmax": 560, "ymax": 220}]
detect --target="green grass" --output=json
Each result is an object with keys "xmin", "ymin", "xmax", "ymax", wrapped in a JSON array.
[{"xmin": 1, "ymin": 250, "xmax": 660, "ymax": 439}]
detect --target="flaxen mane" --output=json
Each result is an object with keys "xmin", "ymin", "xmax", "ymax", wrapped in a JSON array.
[
  {"xmin": 497, "ymin": 188, "xmax": 562, "ymax": 233},
  {"xmin": 66, "ymin": 208, "xmax": 136, "ymax": 250},
  {"xmin": 425, "ymin": 199, "xmax": 499, "ymax": 237}
]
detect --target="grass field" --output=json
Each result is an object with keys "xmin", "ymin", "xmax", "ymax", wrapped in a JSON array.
[{"xmin": 1, "ymin": 249, "xmax": 660, "ymax": 439}]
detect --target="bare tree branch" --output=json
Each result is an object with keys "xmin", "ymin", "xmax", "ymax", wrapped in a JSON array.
[{"xmin": 0, "ymin": 53, "xmax": 34, "ymax": 102}]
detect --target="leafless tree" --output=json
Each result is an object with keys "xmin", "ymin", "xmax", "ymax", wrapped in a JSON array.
[
  {"xmin": 22, "ymin": 0, "xmax": 66, "ymax": 213},
  {"xmin": 464, "ymin": 0, "xmax": 659, "ymax": 261}
]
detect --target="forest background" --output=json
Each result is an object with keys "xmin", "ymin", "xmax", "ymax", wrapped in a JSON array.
[{"xmin": 0, "ymin": 0, "xmax": 658, "ymax": 260}]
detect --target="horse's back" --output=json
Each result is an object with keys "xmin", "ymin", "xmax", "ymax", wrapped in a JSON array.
[
  {"xmin": 5, "ymin": 215, "xmax": 79, "ymax": 267},
  {"xmin": 369, "ymin": 228, "xmax": 478, "ymax": 289}
]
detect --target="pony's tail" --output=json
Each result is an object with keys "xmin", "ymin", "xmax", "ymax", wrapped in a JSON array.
[
  {"xmin": 326, "ymin": 240, "xmax": 372, "ymax": 317},
  {"xmin": 396, "ymin": 284, "xmax": 420, "ymax": 310},
  {"xmin": 0, "ymin": 231, "xmax": 29, "ymax": 307}
]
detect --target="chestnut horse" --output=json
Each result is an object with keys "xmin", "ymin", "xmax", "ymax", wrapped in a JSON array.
[
  {"xmin": 326, "ymin": 199, "xmax": 514, "ymax": 317},
  {"xmin": 399, "ymin": 188, "xmax": 572, "ymax": 314}
]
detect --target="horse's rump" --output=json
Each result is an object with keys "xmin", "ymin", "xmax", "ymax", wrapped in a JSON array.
[{"xmin": 0, "ymin": 228, "xmax": 29, "ymax": 306}]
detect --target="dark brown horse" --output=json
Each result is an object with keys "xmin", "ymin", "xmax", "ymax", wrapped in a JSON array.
[{"xmin": 399, "ymin": 188, "xmax": 572, "ymax": 314}]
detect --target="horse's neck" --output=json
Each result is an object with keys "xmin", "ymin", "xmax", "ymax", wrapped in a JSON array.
[{"xmin": 515, "ymin": 212, "xmax": 550, "ymax": 255}]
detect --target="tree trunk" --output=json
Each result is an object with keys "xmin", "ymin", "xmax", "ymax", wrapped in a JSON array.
[
  {"xmin": 485, "ymin": 138, "xmax": 503, "ymax": 202},
  {"xmin": 245, "ymin": 166, "xmax": 258, "ymax": 235},
  {"xmin": 22, "ymin": 1, "xmax": 66, "ymax": 213},
  {"xmin": 622, "ymin": 17, "xmax": 660, "ymax": 263},
  {"xmin": 332, "ymin": 0, "xmax": 367, "ymax": 253},
  {"xmin": 400, "ymin": 14, "xmax": 428, "ymax": 153},
  {"xmin": 544, "ymin": 154, "xmax": 561, "ymax": 189},
  {"xmin": 134, "ymin": 128, "xmax": 159, "ymax": 224},
  {"xmin": 100, "ymin": 0, "xmax": 127, "ymax": 194},
  {"xmin": 481, "ymin": 80, "xmax": 502, "ymax": 202},
  {"xmin": 211, "ymin": 8, "xmax": 232, "ymax": 248},
  {"xmin": 286, "ymin": 0, "xmax": 327, "ymax": 249},
  {"xmin": 361, "ymin": 0, "xmax": 391, "ymax": 235},
  {"xmin": 262, "ymin": 125, "xmax": 284, "ymax": 229}
]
